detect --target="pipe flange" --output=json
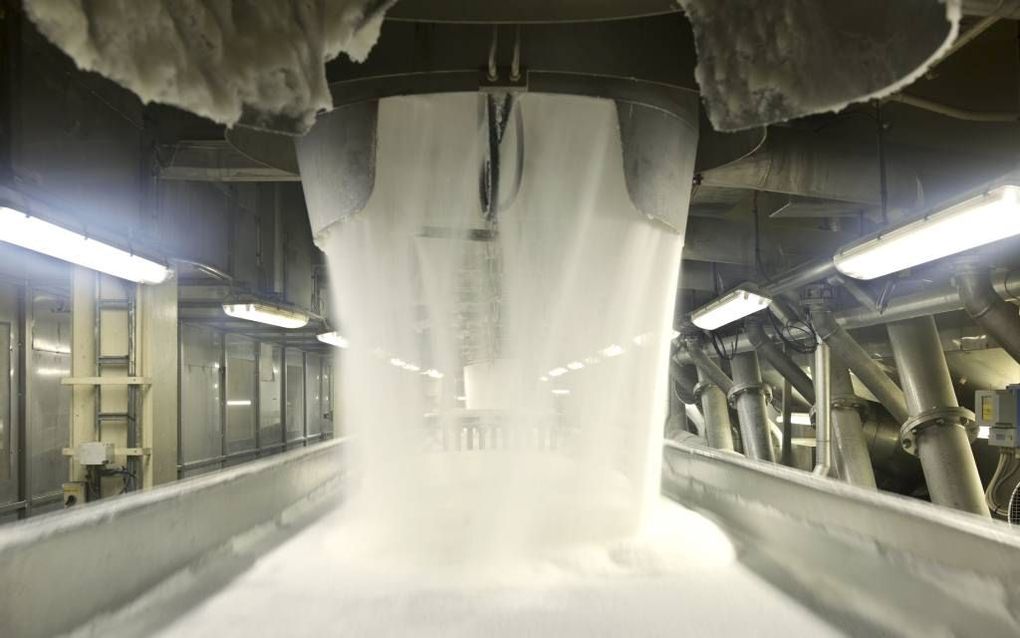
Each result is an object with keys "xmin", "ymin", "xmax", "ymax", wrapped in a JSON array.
[
  {"xmin": 898, "ymin": 406, "xmax": 977, "ymax": 457},
  {"xmin": 726, "ymin": 382, "xmax": 773, "ymax": 407},
  {"xmin": 830, "ymin": 393, "xmax": 869, "ymax": 415},
  {"xmin": 691, "ymin": 381, "xmax": 714, "ymax": 402}
]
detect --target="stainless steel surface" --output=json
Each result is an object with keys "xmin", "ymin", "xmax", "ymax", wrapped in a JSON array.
[
  {"xmin": 746, "ymin": 318, "xmax": 815, "ymax": 404},
  {"xmin": 730, "ymin": 351, "xmax": 776, "ymax": 462},
  {"xmin": 0, "ymin": 440, "xmax": 344, "ymax": 638},
  {"xmin": 957, "ymin": 267, "xmax": 1020, "ymax": 364},
  {"xmin": 695, "ymin": 366, "xmax": 735, "ymax": 452},
  {"xmin": 685, "ymin": 340, "xmax": 735, "ymax": 395},
  {"xmin": 830, "ymin": 361, "xmax": 877, "ymax": 488},
  {"xmin": 812, "ymin": 341, "xmax": 832, "ymax": 476},
  {"xmin": 887, "ymin": 316, "xmax": 989, "ymax": 516},
  {"xmin": 662, "ymin": 441, "xmax": 1020, "ymax": 636},
  {"xmin": 813, "ymin": 308, "xmax": 910, "ymax": 425}
]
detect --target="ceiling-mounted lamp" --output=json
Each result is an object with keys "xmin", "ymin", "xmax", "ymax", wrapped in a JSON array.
[
  {"xmin": 833, "ymin": 184, "xmax": 1020, "ymax": 280},
  {"xmin": 0, "ymin": 206, "xmax": 171, "ymax": 284},
  {"xmin": 317, "ymin": 331, "xmax": 349, "ymax": 348},
  {"xmin": 222, "ymin": 302, "xmax": 309, "ymax": 329},
  {"xmin": 690, "ymin": 285, "xmax": 772, "ymax": 331}
]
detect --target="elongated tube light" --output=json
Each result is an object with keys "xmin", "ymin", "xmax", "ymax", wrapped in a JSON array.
[
  {"xmin": 833, "ymin": 184, "xmax": 1020, "ymax": 280},
  {"xmin": 0, "ymin": 206, "xmax": 170, "ymax": 284},
  {"xmin": 690, "ymin": 286, "xmax": 771, "ymax": 330},
  {"xmin": 317, "ymin": 331, "xmax": 349, "ymax": 348},
  {"xmin": 222, "ymin": 303, "xmax": 309, "ymax": 329}
]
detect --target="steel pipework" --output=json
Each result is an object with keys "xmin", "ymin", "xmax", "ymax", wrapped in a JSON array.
[
  {"xmin": 746, "ymin": 317, "xmax": 815, "ymax": 404},
  {"xmin": 694, "ymin": 367, "xmax": 736, "ymax": 452},
  {"xmin": 812, "ymin": 308, "xmax": 910, "ymax": 425},
  {"xmin": 729, "ymin": 351, "xmax": 776, "ymax": 462},
  {"xmin": 830, "ymin": 361, "xmax": 878, "ymax": 488},
  {"xmin": 956, "ymin": 266, "xmax": 1020, "ymax": 365},
  {"xmin": 812, "ymin": 340, "xmax": 832, "ymax": 476},
  {"xmin": 886, "ymin": 316, "xmax": 988, "ymax": 517}
]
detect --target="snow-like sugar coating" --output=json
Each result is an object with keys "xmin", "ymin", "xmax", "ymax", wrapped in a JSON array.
[
  {"xmin": 680, "ymin": 0, "xmax": 961, "ymax": 131},
  {"xmin": 25, "ymin": 0, "xmax": 391, "ymax": 132}
]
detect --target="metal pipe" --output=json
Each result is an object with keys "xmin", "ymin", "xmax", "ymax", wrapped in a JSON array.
[
  {"xmin": 729, "ymin": 351, "xmax": 776, "ymax": 462},
  {"xmin": 886, "ymin": 94, "xmax": 1019, "ymax": 123},
  {"xmin": 956, "ymin": 267, "xmax": 1020, "ymax": 364},
  {"xmin": 746, "ymin": 318, "xmax": 815, "ymax": 404},
  {"xmin": 684, "ymin": 340, "xmax": 734, "ymax": 395},
  {"xmin": 765, "ymin": 259, "xmax": 837, "ymax": 297},
  {"xmin": 694, "ymin": 367, "xmax": 735, "ymax": 452},
  {"xmin": 674, "ymin": 270, "xmax": 1020, "ymax": 364},
  {"xmin": 887, "ymin": 316, "xmax": 989, "ymax": 516},
  {"xmin": 813, "ymin": 340, "xmax": 832, "ymax": 476},
  {"xmin": 812, "ymin": 308, "xmax": 910, "ymax": 425},
  {"xmin": 830, "ymin": 360, "xmax": 877, "ymax": 488}
]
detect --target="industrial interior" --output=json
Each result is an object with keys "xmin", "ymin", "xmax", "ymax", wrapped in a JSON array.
[{"xmin": 2, "ymin": 1, "xmax": 1020, "ymax": 636}]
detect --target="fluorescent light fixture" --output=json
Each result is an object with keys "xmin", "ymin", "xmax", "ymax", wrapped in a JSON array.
[
  {"xmin": 0, "ymin": 206, "xmax": 170, "ymax": 284},
  {"xmin": 317, "ymin": 331, "xmax": 349, "ymax": 349},
  {"xmin": 566, "ymin": 361, "xmax": 585, "ymax": 371},
  {"xmin": 551, "ymin": 389, "xmax": 571, "ymax": 395},
  {"xmin": 35, "ymin": 367, "xmax": 69, "ymax": 377},
  {"xmin": 423, "ymin": 369, "xmax": 444, "ymax": 379},
  {"xmin": 549, "ymin": 367, "xmax": 568, "ymax": 377},
  {"xmin": 403, "ymin": 363, "xmax": 421, "ymax": 373},
  {"xmin": 690, "ymin": 287, "xmax": 771, "ymax": 331},
  {"xmin": 223, "ymin": 303, "xmax": 308, "ymax": 329},
  {"xmin": 833, "ymin": 184, "xmax": 1020, "ymax": 280},
  {"xmin": 601, "ymin": 344, "xmax": 625, "ymax": 358},
  {"xmin": 227, "ymin": 400, "xmax": 252, "ymax": 407},
  {"xmin": 389, "ymin": 358, "xmax": 406, "ymax": 368}
]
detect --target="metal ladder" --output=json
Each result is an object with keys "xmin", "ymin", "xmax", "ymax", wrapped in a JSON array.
[{"xmin": 95, "ymin": 274, "xmax": 140, "ymax": 492}]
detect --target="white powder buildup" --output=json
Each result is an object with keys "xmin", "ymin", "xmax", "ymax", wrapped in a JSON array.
[
  {"xmin": 679, "ymin": 0, "xmax": 961, "ymax": 131},
  {"xmin": 24, "ymin": 0, "xmax": 393, "ymax": 133}
]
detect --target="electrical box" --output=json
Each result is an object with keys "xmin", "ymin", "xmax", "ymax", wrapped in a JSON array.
[
  {"xmin": 75, "ymin": 441, "xmax": 115, "ymax": 466},
  {"xmin": 62, "ymin": 482, "xmax": 86, "ymax": 508},
  {"xmin": 976, "ymin": 387, "xmax": 1020, "ymax": 449}
]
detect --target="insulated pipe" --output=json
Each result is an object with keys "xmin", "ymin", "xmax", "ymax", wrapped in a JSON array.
[
  {"xmin": 956, "ymin": 267, "xmax": 1020, "ymax": 365},
  {"xmin": 812, "ymin": 308, "xmax": 910, "ymax": 425},
  {"xmin": 746, "ymin": 318, "xmax": 815, "ymax": 404},
  {"xmin": 830, "ymin": 361, "xmax": 878, "ymax": 489},
  {"xmin": 684, "ymin": 340, "xmax": 734, "ymax": 395},
  {"xmin": 729, "ymin": 352, "xmax": 776, "ymax": 462},
  {"xmin": 886, "ymin": 316, "xmax": 989, "ymax": 517},
  {"xmin": 694, "ymin": 367, "xmax": 735, "ymax": 452},
  {"xmin": 813, "ymin": 340, "xmax": 832, "ymax": 476}
]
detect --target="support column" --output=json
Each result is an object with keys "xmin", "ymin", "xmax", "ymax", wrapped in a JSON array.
[
  {"xmin": 694, "ymin": 367, "xmax": 735, "ymax": 452},
  {"xmin": 729, "ymin": 351, "xmax": 776, "ymax": 462},
  {"xmin": 830, "ymin": 359, "xmax": 877, "ymax": 489},
  {"xmin": 887, "ymin": 316, "xmax": 988, "ymax": 517},
  {"xmin": 69, "ymin": 267, "xmax": 96, "ymax": 484},
  {"xmin": 139, "ymin": 270, "xmax": 178, "ymax": 487}
]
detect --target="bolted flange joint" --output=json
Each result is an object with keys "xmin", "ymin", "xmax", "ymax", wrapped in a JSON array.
[
  {"xmin": 898, "ymin": 406, "xmax": 977, "ymax": 457},
  {"xmin": 830, "ymin": 393, "xmax": 869, "ymax": 416},
  {"xmin": 727, "ymin": 381, "xmax": 772, "ymax": 407}
]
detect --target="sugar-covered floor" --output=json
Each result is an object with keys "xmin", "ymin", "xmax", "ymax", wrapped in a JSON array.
[{"xmin": 127, "ymin": 497, "xmax": 839, "ymax": 637}]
